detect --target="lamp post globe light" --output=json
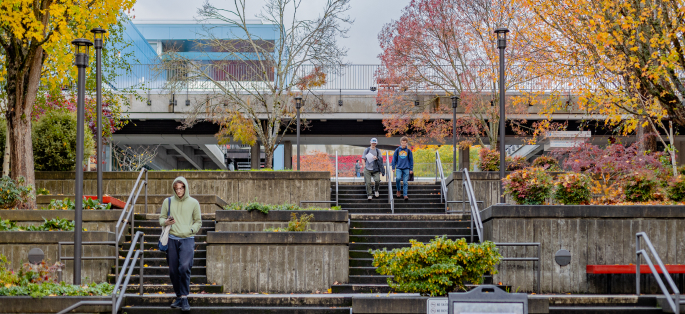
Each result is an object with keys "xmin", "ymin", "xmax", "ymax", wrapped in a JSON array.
[
  {"xmin": 450, "ymin": 95, "xmax": 460, "ymax": 172},
  {"xmin": 91, "ymin": 27, "xmax": 106, "ymax": 204},
  {"xmin": 295, "ymin": 96, "xmax": 303, "ymax": 171},
  {"xmin": 495, "ymin": 27, "xmax": 509, "ymax": 204},
  {"xmin": 71, "ymin": 37, "xmax": 93, "ymax": 285}
]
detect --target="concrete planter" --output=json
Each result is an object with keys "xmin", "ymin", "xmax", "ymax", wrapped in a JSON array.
[
  {"xmin": 481, "ymin": 205, "xmax": 685, "ymax": 294},
  {"xmin": 0, "ymin": 231, "xmax": 116, "ymax": 285},
  {"xmin": 0, "ymin": 296, "xmax": 110, "ymax": 313},
  {"xmin": 35, "ymin": 171, "xmax": 330, "ymax": 211},
  {"xmin": 215, "ymin": 210, "xmax": 348, "ymax": 232},
  {"xmin": 0, "ymin": 210, "xmax": 122, "ymax": 232},
  {"xmin": 206, "ymin": 231, "xmax": 349, "ymax": 293},
  {"xmin": 36, "ymin": 195, "xmax": 226, "ymax": 214}
]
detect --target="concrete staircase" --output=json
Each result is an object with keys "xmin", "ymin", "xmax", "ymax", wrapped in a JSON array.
[
  {"xmin": 336, "ymin": 183, "xmax": 444, "ymax": 214},
  {"xmin": 109, "ymin": 213, "xmax": 222, "ymax": 294},
  {"xmin": 331, "ymin": 182, "xmax": 479, "ymax": 293}
]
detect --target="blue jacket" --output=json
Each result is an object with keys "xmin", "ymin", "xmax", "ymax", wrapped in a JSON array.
[{"xmin": 392, "ymin": 147, "xmax": 413, "ymax": 170}]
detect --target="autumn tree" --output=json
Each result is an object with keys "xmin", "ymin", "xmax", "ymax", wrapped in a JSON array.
[
  {"xmin": 161, "ymin": 0, "xmax": 351, "ymax": 169},
  {"xmin": 518, "ymin": 0, "xmax": 685, "ymax": 173},
  {"xmin": 0, "ymin": 0, "xmax": 135, "ymax": 201},
  {"xmin": 375, "ymin": 0, "xmax": 539, "ymax": 147}
]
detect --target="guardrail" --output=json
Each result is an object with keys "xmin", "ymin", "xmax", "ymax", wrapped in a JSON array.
[
  {"xmin": 111, "ymin": 63, "xmax": 586, "ymax": 92},
  {"xmin": 459, "ymin": 168, "xmax": 541, "ymax": 294},
  {"xmin": 636, "ymin": 232, "xmax": 681, "ymax": 313},
  {"xmin": 56, "ymin": 231, "xmax": 145, "ymax": 314},
  {"xmin": 385, "ymin": 151, "xmax": 394, "ymax": 214}
]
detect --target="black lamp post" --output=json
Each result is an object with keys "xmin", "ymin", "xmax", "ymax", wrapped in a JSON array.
[
  {"xmin": 71, "ymin": 37, "xmax": 92, "ymax": 285},
  {"xmin": 495, "ymin": 27, "xmax": 509, "ymax": 204},
  {"xmin": 91, "ymin": 27, "xmax": 106, "ymax": 203},
  {"xmin": 295, "ymin": 96, "xmax": 303, "ymax": 170},
  {"xmin": 451, "ymin": 95, "xmax": 460, "ymax": 172}
]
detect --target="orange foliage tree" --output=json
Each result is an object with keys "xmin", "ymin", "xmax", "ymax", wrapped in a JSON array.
[
  {"xmin": 295, "ymin": 151, "xmax": 335, "ymax": 176},
  {"xmin": 375, "ymin": 0, "xmax": 539, "ymax": 147}
]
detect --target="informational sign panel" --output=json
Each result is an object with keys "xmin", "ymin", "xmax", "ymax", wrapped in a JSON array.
[
  {"xmin": 447, "ymin": 285, "xmax": 527, "ymax": 314},
  {"xmin": 427, "ymin": 297, "xmax": 448, "ymax": 314}
]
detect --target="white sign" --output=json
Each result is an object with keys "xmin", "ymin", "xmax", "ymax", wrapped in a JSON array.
[
  {"xmin": 548, "ymin": 139, "xmax": 585, "ymax": 148},
  {"xmin": 545, "ymin": 131, "xmax": 591, "ymax": 138},
  {"xmin": 427, "ymin": 298, "xmax": 448, "ymax": 314},
  {"xmin": 453, "ymin": 302, "xmax": 523, "ymax": 314}
]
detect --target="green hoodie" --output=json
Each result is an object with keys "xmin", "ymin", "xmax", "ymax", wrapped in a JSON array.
[{"xmin": 159, "ymin": 177, "xmax": 202, "ymax": 238}]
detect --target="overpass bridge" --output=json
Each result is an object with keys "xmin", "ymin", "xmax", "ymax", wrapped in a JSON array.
[{"xmin": 108, "ymin": 64, "xmax": 684, "ymax": 170}]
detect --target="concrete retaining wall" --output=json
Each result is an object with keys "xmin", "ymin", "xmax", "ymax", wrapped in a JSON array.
[
  {"xmin": 0, "ymin": 296, "xmax": 110, "ymax": 313},
  {"xmin": 215, "ymin": 210, "xmax": 348, "ymax": 232},
  {"xmin": 482, "ymin": 205, "xmax": 685, "ymax": 293},
  {"xmin": 206, "ymin": 231, "xmax": 348, "ymax": 293},
  {"xmin": 35, "ymin": 171, "xmax": 330, "ymax": 211},
  {"xmin": 0, "ymin": 210, "xmax": 122, "ymax": 232},
  {"xmin": 0, "ymin": 231, "xmax": 116, "ymax": 285},
  {"xmin": 36, "ymin": 195, "xmax": 226, "ymax": 214}
]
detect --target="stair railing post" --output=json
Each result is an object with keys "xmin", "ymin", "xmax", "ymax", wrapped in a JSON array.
[
  {"xmin": 636, "ymin": 233, "xmax": 641, "ymax": 296},
  {"xmin": 139, "ymin": 234, "xmax": 144, "ymax": 295},
  {"xmin": 145, "ymin": 170, "xmax": 148, "ymax": 214},
  {"xmin": 335, "ymin": 151, "xmax": 339, "ymax": 207}
]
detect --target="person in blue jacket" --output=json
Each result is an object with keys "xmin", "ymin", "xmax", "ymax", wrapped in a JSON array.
[{"xmin": 392, "ymin": 136, "xmax": 414, "ymax": 200}]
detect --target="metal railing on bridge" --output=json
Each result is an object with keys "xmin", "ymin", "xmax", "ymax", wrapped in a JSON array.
[{"xmin": 110, "ymin": 64, "xmax": 586, "ymax": 92}]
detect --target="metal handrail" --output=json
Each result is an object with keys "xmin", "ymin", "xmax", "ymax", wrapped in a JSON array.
[
  {"xmin": 385, "ymin": 151, "xmax": 394, "ymax": 214},
  {"xmin": 335, "ymin": 151, "xmax": 339, "ymax": 207},
  {"xmin": 57, "ymin": 231, "xmax": 144, "ymax": 314},
  {"xmin": 115, "ymin": 168, "xmax": 148, "ymax": 243},
  {"xmin": 460, "ymin": 168, "xmax": 541, "ymax": 294},
  {"xmin": 435, "ymin": 151, "xmax": 449, "ymax": 213},
  {"xmin": 636, "ymin": 232, "xmax": 680, "ymax": 313},
  {"xmin": 463, "ymin": 169, "xmax": 484, "ymax": 242}
]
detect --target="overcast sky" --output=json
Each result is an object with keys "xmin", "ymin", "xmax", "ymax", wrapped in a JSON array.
[{"xmin": 131, "ymin": 0, "xmax": 410, "ymax": 64}]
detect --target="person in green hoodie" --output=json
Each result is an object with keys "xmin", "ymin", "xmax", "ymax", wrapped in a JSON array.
[{"xmin": 159, "ymin": 177, "xmax": 201, "ymax": 311}]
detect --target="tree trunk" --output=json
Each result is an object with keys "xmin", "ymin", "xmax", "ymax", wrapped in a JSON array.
[
  {"xmin": 3, "ymin": 128, "xmax": 10, "ymax": 177},
  {"xmin": 4, "ymin": 45, "xmax": 43, "ymax": 208},
  {"xmin": 264, "ymin": 146, "xmax": 274, "ymax": 169}
]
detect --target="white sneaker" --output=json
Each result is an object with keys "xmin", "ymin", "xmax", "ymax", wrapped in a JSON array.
[
  {"xmin": 375, "ymin": 191, "xmax": 379, "ymax": 198},
  {"xmin": 368, "ymin": 196, "xmax": 373, "ymax": 200}
]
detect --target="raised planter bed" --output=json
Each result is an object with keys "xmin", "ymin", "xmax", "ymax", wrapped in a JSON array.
[
  {"xmin": 0, "ymin": 296, "xmax": 110, "ymax": 313},
  {"xmin": 0, "ymin": 231, "xmax": 115, "ymax": 285},
  {"xmin": 206, "ymin": 231, "xmax": 348, "ymax": 293},
  {"xmin": 481, "ymin": 204, "xmax": 685, "ymax": 294},
  {"xmin": 0, "ymin": 209, "xmax": 122, "ymax": 232},
  {"xmin": 36, "ymin": 171, "xmax": 330, "ymax": 208},
  {"xmin": 37, "ymin": 195, "xmax": 227, "ymax": 214},
  {"xmin": 215, "ymin": 210, "xmax": 348, "ymax": 232}
]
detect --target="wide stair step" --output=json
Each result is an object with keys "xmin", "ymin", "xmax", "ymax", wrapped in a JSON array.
[{"xmin": 122, "ymin": 295, "xmax": 352, "ymax": 313}]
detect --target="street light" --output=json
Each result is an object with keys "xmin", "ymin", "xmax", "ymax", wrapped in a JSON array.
[
  {"xmin": 71, "ymin": 37, "xmax": 92, "ymax": 285},
  {"xmin": 295, "ymin": 96, "xmax": 303, "ymax": 170},
  {"xmin": 91, "ymin": 27, "xmax": 106, "ymax": 204},
  {"xmin": 495, "ymin": 27, "xmax": 509, "ymax": 204},
  {"xmin": 451, "ymin": 95, "xmax": 460, "ymax": 172}
]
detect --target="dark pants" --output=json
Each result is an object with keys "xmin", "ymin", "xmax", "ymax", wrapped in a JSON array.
[{"xmin": 166, "ymin": 237, "xmax": 195, "ymax": 297}]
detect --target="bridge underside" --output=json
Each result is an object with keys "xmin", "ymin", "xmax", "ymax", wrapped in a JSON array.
[{"xmin": 111, "ymin": 118, "xmax": 685, "ymax": 170}]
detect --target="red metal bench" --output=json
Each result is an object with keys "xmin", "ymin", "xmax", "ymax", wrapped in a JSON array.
[
  {"xmin": 587, "ymin": 265, "xmax": 685, "ymax": 274},
  {"xmin": 84, "ymin": 195, "xmax": 126, "ymax": 209}
]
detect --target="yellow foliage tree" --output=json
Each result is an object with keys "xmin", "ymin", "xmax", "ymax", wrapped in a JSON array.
[
  {"xmin": 0, "ymin": 0, "xmax": 134, "ymax": 199},
  {"xmin": 517, "ymin": 0, "xmax": 685, "ymax": 173}
]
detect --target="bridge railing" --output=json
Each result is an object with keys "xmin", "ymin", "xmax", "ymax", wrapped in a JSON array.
[{"xmin": 110, "ymin": 64, "xmax": 586, "ymax": 92}]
